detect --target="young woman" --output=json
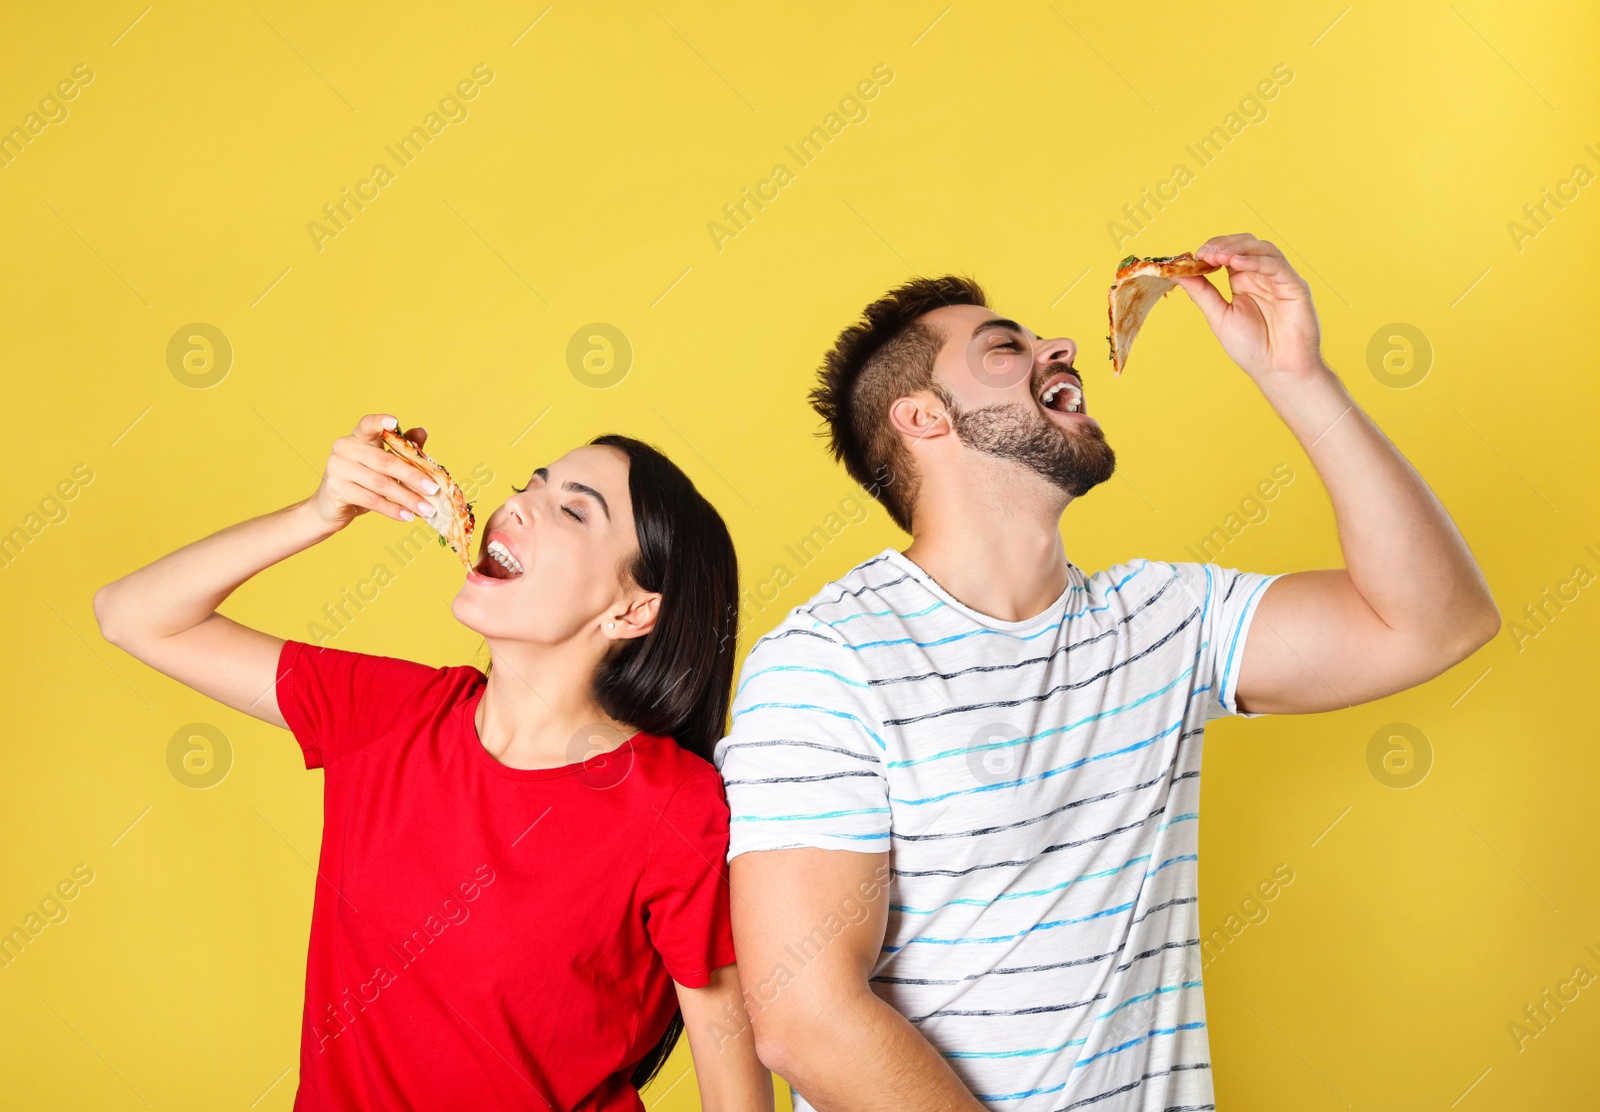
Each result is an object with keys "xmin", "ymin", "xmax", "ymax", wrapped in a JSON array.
[{"xmin": 94, "ymin": 413, "xmax": 772, "ymax": 1111}]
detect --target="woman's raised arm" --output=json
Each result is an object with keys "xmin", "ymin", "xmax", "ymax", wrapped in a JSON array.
[{"xmin": 93, "ymin": 413, "xmax": 441, "ymax": 728}]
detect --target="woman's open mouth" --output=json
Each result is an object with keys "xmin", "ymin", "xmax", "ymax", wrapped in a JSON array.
[{"xmin": 472, "ymin": 538, "xmax": 525, "ymax": 582}]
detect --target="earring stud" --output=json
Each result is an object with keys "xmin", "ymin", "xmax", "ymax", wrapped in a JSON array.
[{"xmin": 607, "ymin": 622, "xmax": 615, "ymax": 629}]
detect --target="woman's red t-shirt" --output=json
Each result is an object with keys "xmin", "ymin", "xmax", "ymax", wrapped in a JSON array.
[{"xmin": 274, "ymin": 638, "xmax": 737, "ymax": 1111}]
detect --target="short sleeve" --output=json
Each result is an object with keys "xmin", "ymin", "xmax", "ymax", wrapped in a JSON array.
[
  {"xmin": 714, "ymin": 624, "xmax": 891, "ymax": 859},
  {"xmin": 639, "ymin": 768, "xmax": 738, "ymax": 988},
  {"xmin": 1169, "ymin": 563, "xmax": 1284, "ymax": 720},
  {"xmin": 275, "ymin": 639, "xmax": 454, "ymax": 769}
]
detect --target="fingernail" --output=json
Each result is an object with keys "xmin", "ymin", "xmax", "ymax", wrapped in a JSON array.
[
  {"xmin": 400, "ymin": 509, "xmax": 414, "ymax": 521},
  {"xmin": 381, "ymin": 416, "xmax": 398, "ymax": 430},
  {"xmin": 418, "ymin": 502, "xmax": 436, "ymax": 516},
  {"xmin": 422, "ymin": 479, "xmax": 440, "ymax": 494}
]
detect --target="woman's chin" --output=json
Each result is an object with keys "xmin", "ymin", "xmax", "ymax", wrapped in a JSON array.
[
  {"xmin": 451, "ymin": 593, "xmax": 535, "ymax": 643},
  {"xmin": 449, "ymin": 592, "xmax": 490, "ymax": 635}
]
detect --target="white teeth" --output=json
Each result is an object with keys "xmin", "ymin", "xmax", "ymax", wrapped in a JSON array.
[
  {"xmin": 1039, "ymin": 381, "xmax": 1083, "ymax": 414},
  {"xmin": 486, "ymin": 539, "xmax": 524, "ymax": 575}
]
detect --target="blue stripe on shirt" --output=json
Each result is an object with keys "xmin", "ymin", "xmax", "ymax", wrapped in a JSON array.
[
  {"xmin": 1218, "ymin": 574, "xmax": 1277, "ymax": 712},
  {"xmin": 729, "ymin": 701, "xmax": 886, "ymax": 749}
]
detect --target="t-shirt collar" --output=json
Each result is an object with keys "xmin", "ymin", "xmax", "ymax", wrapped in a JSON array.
[{"xmin": 878, "ymin": 547, "xmax": 1084, "ymax": 631}]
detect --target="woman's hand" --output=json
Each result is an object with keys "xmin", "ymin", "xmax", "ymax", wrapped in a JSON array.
[
  {"xmin": 307, "ymin": 413, "xmax": 441, "ymax": 532},
  {"xmin": 1174, "ymin": 233, "xmax": 1326, "ymax": 380}
]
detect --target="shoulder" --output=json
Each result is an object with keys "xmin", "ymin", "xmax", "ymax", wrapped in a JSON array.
[
  {"xmin": 1072, "ymin": 557, "xmax": 1202, "ymax": 618},
  {"xmin": 631, "ymin": 738, "xmax": 731, "ymax": 858},
  {"xmin": 632, "ymin": 734, "xmax": 728, "ymax": 808},
  {"xmin": 744, "ymin": 549, "xmax": 922, "ymax": 658},
  {"xmin": 1078, "ymin": 556, "xmax": 1174, "ymax": 597},
  {"xmin": 282, "ymin": 637, "xmax": 473, "ymax": 675},
  {"xmin": 280, "ymin": 638, "xmax": 484, "ymax": 694}
]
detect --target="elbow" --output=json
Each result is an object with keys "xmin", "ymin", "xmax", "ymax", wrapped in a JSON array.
[
  {"xmin": 1477, "ymin": 598, "xmax": 1502, "ymax": 646},
  {"xmin": 93, "ymin": 583, "xmax": 125, "ymax": 646},
  {"xmin": 748, "ymin": 1005, "xmax": 827, "ymax": 1090},
  {"xmin": 1439, "ymin": 595, "xmax": 1500, "ymax": 667},
  {"xmin": 1464, "ymin": 594, "xmax": 1502, "ymax": 652},
  {"xmin": 749, "ymin": 1016, "xmax": 799, "ymax": 1081}
]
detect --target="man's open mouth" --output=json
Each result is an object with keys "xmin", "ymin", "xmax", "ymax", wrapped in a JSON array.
[
  {"xmin": 1037, "ymin": 372, "xmax": 1084, "ymax": 415},
  {"xmin": 473, "ymin": 537, "xmax": 525, "ymax": 581}
]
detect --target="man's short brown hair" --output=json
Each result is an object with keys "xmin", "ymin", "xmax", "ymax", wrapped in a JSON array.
[{"xmin": 809, "ymin": 275, "xmax": 988, "ymax": 532}]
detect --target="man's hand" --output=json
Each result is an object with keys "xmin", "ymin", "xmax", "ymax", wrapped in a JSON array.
[{"xmin": 1174, "ymin": 233, "xmax": 1324, "ymax": 379}]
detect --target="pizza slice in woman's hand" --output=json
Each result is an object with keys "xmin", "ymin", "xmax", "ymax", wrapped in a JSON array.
[
  {"xmin": 1106, "ymin": 252, "xmax": 1221, "ymax": 375},
  {"xmin": 380, "ymin": 425, "xmax": 476, "ymax": 568}
]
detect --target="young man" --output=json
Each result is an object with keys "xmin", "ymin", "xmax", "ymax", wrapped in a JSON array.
[{"xmin": 714, "ymin": 234, "xmax": 1498, "ymax": 1111}]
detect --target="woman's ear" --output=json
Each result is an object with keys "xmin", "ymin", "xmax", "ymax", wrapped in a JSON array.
[{"xmin": 606, "ymin": 593, "xmax": 660, "ymax": 641}]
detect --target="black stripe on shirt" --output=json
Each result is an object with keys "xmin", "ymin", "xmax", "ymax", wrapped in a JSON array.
[
  {"xmin": 874, "ymin": 939, "xmax": 1199, "ymax": 988},
  {"xmin": 723, "ymin": 769, "xmax": 884, "ymax": 787},
  {"xmin": 882, "ymin": 607, "xmax": 1199, "ymax": 725},
  {"xmin": 717, "ymin": 738, "xmax": 882, "ymax": 763}
]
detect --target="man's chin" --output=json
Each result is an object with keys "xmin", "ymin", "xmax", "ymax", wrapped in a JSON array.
[{"xmin": 949, "ymin": 399, "xmax": 1115, "ymax": 499}]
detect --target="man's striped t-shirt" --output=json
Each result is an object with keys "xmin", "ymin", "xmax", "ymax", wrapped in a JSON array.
[{"xmin": 714, "ymin": 548, "xmax": 1282, "ymax": 1112}]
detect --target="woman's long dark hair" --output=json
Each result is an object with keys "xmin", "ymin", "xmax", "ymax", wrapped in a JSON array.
[
  {"xmin": 588, "ymin": 435, "xmax": 740, "ymax": 1091},
  {"xmin": 588, "ymin": 434, "xmax": 739, "ymax": 768}
]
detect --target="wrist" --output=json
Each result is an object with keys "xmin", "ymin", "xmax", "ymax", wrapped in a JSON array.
[
  {"xmin": 290, "ymin": 496, "xmax": 344, "ymax": 541},
  {"xmin": 1253, "ymin": 360, "xmax": 1356, "ymax": 444},
  {"xmin": 1253, "ymin": 356, "xmax": 1336, "ymax": 389}
]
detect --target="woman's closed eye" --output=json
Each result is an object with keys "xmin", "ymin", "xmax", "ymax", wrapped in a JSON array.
[{"xmin": 563, "ymin": 504, "xmax": 587, "ymax": 523}]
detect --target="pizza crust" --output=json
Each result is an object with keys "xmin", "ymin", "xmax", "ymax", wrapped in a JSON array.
[
  {"xmin": 1106, "ymin": 252, "xmax": 1220, "ymax": 375},
  {"xmin": 380, "ymin": 426, "xmax": 476, "ymax": 568}
]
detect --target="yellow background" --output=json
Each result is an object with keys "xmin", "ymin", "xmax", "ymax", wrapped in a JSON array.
[{"xmin": 2, "ymin": 1, "xmax": 1596, "ymax": 1108}]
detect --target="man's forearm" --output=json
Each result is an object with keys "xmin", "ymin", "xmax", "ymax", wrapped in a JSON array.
[
  {"xmin": 761, "ymin": 986, "xmax": 985, "ymax": 1112},
  {"xmin": 1255, "ymin": 362, "xmax": 1497, "ymax": 641},
  {"xmin": 95, "ymin": 498, "xmax": 336, "ymax": 643}
]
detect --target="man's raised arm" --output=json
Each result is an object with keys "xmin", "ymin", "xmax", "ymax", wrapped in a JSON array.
[
  {"xmin": 1175, "ymin": 234, "xmax": 1500, "ymax": 714},
  {"xmin": 729, "ymin": 847, "xmax": 986, "ymax": 1112}
]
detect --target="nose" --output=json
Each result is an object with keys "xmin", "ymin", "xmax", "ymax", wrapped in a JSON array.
[
  {"xmin": 499, "ymin": 493, "xmax": 531, "ymax": 529},
  {"xmin": 1036, "ymin": 336, "xmax": 1077, "ymax": 370}
]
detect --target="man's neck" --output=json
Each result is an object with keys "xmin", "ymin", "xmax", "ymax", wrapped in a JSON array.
[{"xmin": 902, "ymin": 462, "xmax": 1075, "ymax": 623}]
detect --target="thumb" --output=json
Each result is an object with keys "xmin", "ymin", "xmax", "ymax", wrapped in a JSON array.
[{"xmin": 1174, "ymin": 274, "xmax": 1228, "ymax": 331}]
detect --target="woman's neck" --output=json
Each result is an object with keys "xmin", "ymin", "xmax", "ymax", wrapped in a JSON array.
[{"xmin": 472, "ymin": 643, "xmax": 633, "ymax": 770}]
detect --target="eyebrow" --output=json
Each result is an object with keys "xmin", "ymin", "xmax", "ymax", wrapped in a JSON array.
[
  {"xmin": 971, "ymin": 318, "xmax": 1034, "ymax": 341},
  {"xmin": 531, "ymin": 467, "xmax": 612, "ymax": 521}
]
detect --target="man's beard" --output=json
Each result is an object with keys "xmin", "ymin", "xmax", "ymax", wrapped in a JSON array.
[{"xmin": 945, "ymin": 393, "xmax": 1116, "ymax": 498}]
